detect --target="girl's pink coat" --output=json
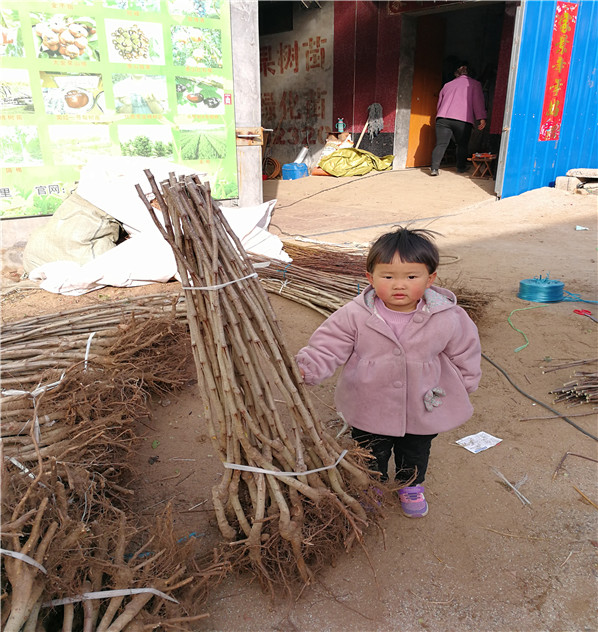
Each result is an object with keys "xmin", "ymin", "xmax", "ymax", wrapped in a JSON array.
[{"xmin": 296, "ymin": 285, "xmax": 481, "ymax": 436}]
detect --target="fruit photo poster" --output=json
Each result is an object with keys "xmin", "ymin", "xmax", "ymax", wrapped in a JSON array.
[{"xmin": 0, "ymin": 0, "xmax": 238, "ymax": 218}]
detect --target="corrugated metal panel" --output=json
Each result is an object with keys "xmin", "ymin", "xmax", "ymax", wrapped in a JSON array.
[
  {"xmin": 494, "ymin": 3, "xmax": 525, "ymax": 197},
  {"xmin": 500, "ymin": 0, "xmax": 598, "ymax": 198}
]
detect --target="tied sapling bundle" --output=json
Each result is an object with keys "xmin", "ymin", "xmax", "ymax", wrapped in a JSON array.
[
  {"xmin": 253, "ymin": 241, "xmax": 491, "ymax": 324},
  {"xmin": 136, "ymin": 171, "xmax": 382, "ymax": 591},
  {"xmin": 0, "ymin": 294, "xmax": 188, "ymax": 393},
  {"xmin": 0, "ymin": 316, "xmax": 204, "ymax": 630}
]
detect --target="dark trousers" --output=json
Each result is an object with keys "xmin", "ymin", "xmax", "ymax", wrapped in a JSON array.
[
  {"xmin": 431, "ymin": 117, "xmax": 473, "ymax": 171},
  {"xmin": 352, "ymin": 428, "xmax": 437, "ymax": 485}
]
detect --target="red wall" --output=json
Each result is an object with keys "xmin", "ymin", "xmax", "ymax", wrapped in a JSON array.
[{"xmin": 333, "ymin": 2, "xmax": 402, "ymax": 134}]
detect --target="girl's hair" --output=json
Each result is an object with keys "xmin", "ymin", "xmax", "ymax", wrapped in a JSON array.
[{"xmin": 366, "ymin": 226, "xmax": 440, "ymax": 274}]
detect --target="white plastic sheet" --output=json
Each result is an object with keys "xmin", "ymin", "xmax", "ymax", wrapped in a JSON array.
[
  {"xmin": 28, "ymin": 157, "xmax": 289, "ymax": 295},
  {"xmin": 76, "ymin": 156, "xmax": 200, "ymax": 236}
]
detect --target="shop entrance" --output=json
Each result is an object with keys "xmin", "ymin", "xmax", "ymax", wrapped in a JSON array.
[{"xmin": 397, "ymin": 2, "xmax": 515, "ymax": 174}]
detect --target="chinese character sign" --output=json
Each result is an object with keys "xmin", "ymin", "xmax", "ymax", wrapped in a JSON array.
[
  {"xmin": 0, "ymin": 0, "xmax": 238, "ymax": 219},
  {"xmin": 259, "ymin": 3, "xmax": 333, "ymax": 155},
  {"xmin": 259, "ymin": 40, "xmax": 330, "ymax": 146},
  {"xmin": 260, "ymin": 37, "xmax": 327, "ymax": 79},
  {"xmin": 538, "ymin": 1, "xmax": 578, "ymax": 142}
]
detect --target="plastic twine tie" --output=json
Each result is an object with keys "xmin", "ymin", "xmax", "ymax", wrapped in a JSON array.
[
  {"xmin": 563, "ymin": 291, "xmax": 598, "ymax": 305},
  {"xmin": 517, "ymin": 274, "xmax": 564, "ymax": 303},
  {"xmin": 516, "ymin": 274, "xmax": 597, "ymax": 305},
  {"xmin": 508, "ymin": 305, "xmax": 549, "ymax": 352},
  {"xmin": 511, "ymin": 274, "xmax": 598, "ymax": 352}
]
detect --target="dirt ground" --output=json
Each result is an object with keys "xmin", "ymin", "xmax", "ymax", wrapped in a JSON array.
[{"xmin": 1, "ymin": 166, "xmax": 597, "ymax": 631}]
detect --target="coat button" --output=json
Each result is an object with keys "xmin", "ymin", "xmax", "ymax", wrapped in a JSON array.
[
  {"xmin": 413, "ymin": 314, "xmax": 424, "ymax": 323},
  {"xmin": 393, "ymin": 381, "xmax": 402, "ymax": 388},
  {"xmin": 394, "ymin": 348, "xmax": 402, "ymax": 355}
]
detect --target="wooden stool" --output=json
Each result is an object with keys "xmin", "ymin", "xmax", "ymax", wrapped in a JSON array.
[{"xmin": 468, "ymin": 154, "xmax": 496, "ymax": 179}]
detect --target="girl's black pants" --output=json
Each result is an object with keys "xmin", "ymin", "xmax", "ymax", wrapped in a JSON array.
[{"xmin": 351, "ymin": 428, "xmax": 437, "ymax": 485}]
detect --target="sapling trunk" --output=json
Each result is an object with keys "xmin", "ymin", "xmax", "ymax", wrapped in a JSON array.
[{"xmin": 136, "ymin": 171, "xmax": 381, "ymax": 589}]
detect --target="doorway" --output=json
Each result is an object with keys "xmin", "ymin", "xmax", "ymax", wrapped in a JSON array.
[
  {"xmin": 406, "ymin": 15, "xmax": 445, "ymax": 167},
  {"xmin": 396, "ymin": 2, "xmax": 514, "ymax": 175}
]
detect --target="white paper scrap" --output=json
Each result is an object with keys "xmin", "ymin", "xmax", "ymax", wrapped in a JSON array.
[{"xmin": 456, "ymin": 431, "xmax": 502, "ymax": 454}]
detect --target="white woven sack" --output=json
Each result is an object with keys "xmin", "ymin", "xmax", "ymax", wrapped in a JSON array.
[{"xmin": 23, "ymin": 193, "xmax": 121, "ymax": 273}]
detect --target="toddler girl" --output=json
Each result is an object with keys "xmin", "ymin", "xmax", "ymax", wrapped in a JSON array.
[{"xmin": 296, "ymin": 227, "xmax": 481, "ymax": 517}]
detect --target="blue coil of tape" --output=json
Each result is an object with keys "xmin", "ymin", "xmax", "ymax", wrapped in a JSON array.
[{"xmin": 517, "ymin": 276, "xmax": 565, "ymax": 302}]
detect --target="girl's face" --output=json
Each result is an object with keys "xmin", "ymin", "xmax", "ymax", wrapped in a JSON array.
[{"xmin": 366, "ymin": 255, "xmax": 436, "ymax": 312}]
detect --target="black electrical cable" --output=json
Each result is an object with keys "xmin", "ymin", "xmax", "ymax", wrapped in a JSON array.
[
  {"xmin": 274, "ymin": 168, "xmax": 396, "ymax": 210},
  {"xmin": 482, "ymin": 353, "xmax": 598, "ymax": 442}
]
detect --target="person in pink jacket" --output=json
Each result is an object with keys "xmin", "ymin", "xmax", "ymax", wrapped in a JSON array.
[
  {"xmin": 296, "ymin": 227, "xmax": 481, "ymax": 518},
  {"xmin": 430, "ymin": 63, "xmax": 487, "ymax": 176}
]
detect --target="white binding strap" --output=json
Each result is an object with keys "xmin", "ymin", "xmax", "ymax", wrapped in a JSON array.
[
  {"xmin": 181, "ymin": 272, "xmax": 257, "ymax": 291},
  {"xmin": 223, "ymin": 449, "xmax": 348, "ymax": 477},
  {"xmin": 0, "ymin": 548, "xmax": 47, "ymax": 574},
  {"xmin": 43, "ymin": 587, "xmax": 178, "ymax": 608}
]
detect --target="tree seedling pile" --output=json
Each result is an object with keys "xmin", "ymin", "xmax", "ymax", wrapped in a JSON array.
[
  {"xmin": 1, "ymin": 316, "xmax": 225, "ymax": 630},
  {"xmin": 136, "ymin": 170, "xmax": 383, "ymax": 593},
  {"xmin": 252, "ymin": 242, "xmax": 491, "ymax": 324}
]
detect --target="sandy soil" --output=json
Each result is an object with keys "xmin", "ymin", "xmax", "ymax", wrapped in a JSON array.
[{"xmin": 1, "ymin": 167, "xmax": 597, "ymax": 631}]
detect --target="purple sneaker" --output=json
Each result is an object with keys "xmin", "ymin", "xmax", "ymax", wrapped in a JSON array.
[{"xmin": 398, "ymin": 485, "xmax": 428, "ymax": 518}]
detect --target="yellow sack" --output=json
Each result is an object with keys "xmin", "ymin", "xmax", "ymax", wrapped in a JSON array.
[{"xmin": 319, "ymin": 148, "xmax": 394, "ymax": 177}]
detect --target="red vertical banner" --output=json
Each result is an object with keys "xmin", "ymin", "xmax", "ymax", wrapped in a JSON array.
[{"xmin": 538, "ymin": 1, "xmax": 578, "ymax": 141}]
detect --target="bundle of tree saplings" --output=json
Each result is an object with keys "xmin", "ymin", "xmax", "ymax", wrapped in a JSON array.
[
  {"xmin": 281, "ymin": 240, "xmax": 368, "ymax": 277},
  {"xmin": 251, "ymin": 252, "xmax": 491, "ymax": 324},
  {"xmin": 137, "ymin": 171, "xmax": 383, "ymax": 592},
  {"xmin": 1, "ymin": 316, "xmax": 192, "ymax": 464},
  {"xmin": 1, "ymin": 316, "xmax": 225, "ymax": 629},
  {"xmin": 281, "ymin": 239, "xmax": 461, "ymax": 273},
  {"xmin": 1, "ymin": 293, "xmax": 186, "ymax": 393},
  {"xmin": 548, "ymin": 361, "xmax": 598, "ymax": 406},
  {"xmin": 2, "ymin": 462, "xmax": 218, "ymax": 632},
  {"xmin": 251, "ymin": 253, "xmax": 362, "ymax": 317}
]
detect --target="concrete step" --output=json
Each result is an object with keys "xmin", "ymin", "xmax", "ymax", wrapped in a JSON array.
[{"xmin": 566, "ymin": 168, "xmax": 598, "ymax": 179}]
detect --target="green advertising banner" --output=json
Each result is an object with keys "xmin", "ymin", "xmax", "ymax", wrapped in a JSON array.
[{"xmin": 0, "ymin": 0, "xmax": 238, "ymax": 219}]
